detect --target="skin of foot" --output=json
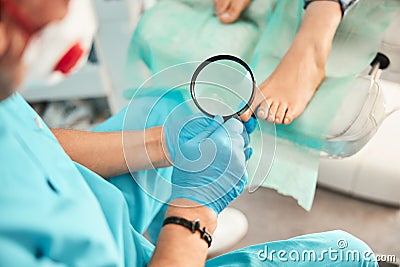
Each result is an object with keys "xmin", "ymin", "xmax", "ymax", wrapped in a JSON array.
[
  {"xmin": 255, "ymin": 44, "xmax": 326, "ymax": 125},
  {"xmin": 240, "ymin": 1, "xmax": 342, "ymax": 124},
  {"xmin": 214, "ymin": 0, "xmax": 252, "ymax": 24}
]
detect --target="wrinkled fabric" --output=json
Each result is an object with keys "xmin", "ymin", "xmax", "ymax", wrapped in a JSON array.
[
  {"xmin": 0, "ymin": 94, "xmax": 378, "ymax": 266},
  {"xmin": 0, "ymin": 94, "xmax": 152, "ymax": 267},
  {"xmin": 125, "ymin": 0, "xmax": 400, "ymax": 210}
]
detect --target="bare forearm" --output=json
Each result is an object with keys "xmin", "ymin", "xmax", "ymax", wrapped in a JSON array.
[
  {"xmin": 149, "ymin": 199, "xmax": 217, "ymax": 267},
  {"xmin": 52, "ymin": 127, "xmax": 171, "ymax": 178}
]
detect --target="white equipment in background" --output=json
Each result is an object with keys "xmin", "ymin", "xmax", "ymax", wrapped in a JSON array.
[{"xmin": 318, "ymin": 14, "xmax": 400, "ymax": 207}]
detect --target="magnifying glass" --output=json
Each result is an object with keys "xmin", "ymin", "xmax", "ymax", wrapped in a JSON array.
[{"xmin": 190, "ymin": 55, "xmax": 256, "ymax": 120}]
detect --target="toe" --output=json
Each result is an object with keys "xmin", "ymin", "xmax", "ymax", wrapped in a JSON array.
[
  {"xmin": 214, "ymin": 0, "xmax": 230, "ymax": 16},
  {"xmin": 219, "ymin": 0, "xmax": 250, "ymax": 23},
  {"xmin": 256, "ymin": 100, "xmax": 271, "ymax": 120},
  {"xmin": 267, "ymin": 102, "xmax": 278, "ymax": 123},
  {"xmin": 283, "ymin": 108, "xmax": 294, "ymax": 125},
  {"xmin": 225, "ymin": 4, "xmax": 242, "ymax": 23},
  {"xmin": 275, "ymin": 103, "xmax": 287, "ymax": 124}
]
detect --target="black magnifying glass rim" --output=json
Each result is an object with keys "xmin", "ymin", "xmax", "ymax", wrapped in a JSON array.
[{"xmin": 190, "ymin": 54, "xmax": 256, "ymax": 120}]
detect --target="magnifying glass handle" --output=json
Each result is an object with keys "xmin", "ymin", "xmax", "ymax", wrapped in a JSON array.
[
  {"xmin": 224, "ymin": 114, "xmax": 240, "ymax": 122},
  {"xmin": 224, "ymin": 113, "xmax": 257, "ymax": 122}
]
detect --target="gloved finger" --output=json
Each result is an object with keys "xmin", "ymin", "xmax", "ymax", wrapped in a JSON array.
[
  {"xmin": 244, "ymin": 146, "xmax": 253, "ymax": 161},
  {"xmin": 209, "ymin": 118, "xmax": 245, "ymax": 148},
  {"xmin": 237, "ymin": 99, "xmax": 257, "ymax": 135},
  {"xmin": 236, "ymin": 168, "xmax": 249, "ymax": 191},
  {"xmin": 190, "ymin": 115, "xmax": 224, "ymax": 143},
  {"xmin": 179, "ymin": 114, "xmax": 216, "ymax": 140},
  {"xmin": 243, "ymin": 114, "xmax": 257, "ymax": 134},
  {"xmin": 241, "ymin": 170, "xmax": 249, "ymax": 187},
  {"xmin": 241, "ymin": 127, "xmax": 250, "ymax": 148},
  {"xmin": 222, "ymin": 118, "xmax": 244, "ymax": 136}
]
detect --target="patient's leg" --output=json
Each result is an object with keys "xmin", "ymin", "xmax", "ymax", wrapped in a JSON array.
[
  {"xmin": 214, "ymin": 0, "xmax": 251, "ymax": 24},
  {"xmin": 240, "ymin": 1, "xmax": 342, "ymax": 125}
]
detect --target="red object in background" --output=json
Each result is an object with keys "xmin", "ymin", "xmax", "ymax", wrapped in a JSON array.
[{"xmin": 53, "ymin": 43, "xmax": 85, "ymax": 75}]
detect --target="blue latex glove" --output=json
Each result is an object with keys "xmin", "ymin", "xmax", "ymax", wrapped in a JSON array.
[
  {"xmin": 165, "ymin": 114, "xmax": 252, "ymax": 162},
  {"xmin": 238, "ymin": 101, "xmax": 258, "ymax": 135},
  {"xmin": 170, "ymin": 116, "xmax": 250, "ymax": 214},
  {"xmin": 244, "ymin": 114, "xmax": 257, "ymax": 134}
]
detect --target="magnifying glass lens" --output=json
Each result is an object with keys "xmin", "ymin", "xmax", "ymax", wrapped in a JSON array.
[{"xmin": 191, "ymin": 56, "xmax": 254, "ymax": 119}]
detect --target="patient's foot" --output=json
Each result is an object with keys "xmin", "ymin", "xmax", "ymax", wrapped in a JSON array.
[
  {"xmin": 255, "ymin": 48, "xmax": 326, "ymax": 125},
  {"xmin": 214, "ymin": 0, "xmax": 251, "ymax": 24}
]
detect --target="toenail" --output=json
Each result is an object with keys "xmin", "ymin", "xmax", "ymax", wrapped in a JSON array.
[
  {"xmin": 221, "ymin": 13, "xmax": 231, "ymax": 19},
  {"xmin": 258, "ymin": 110, "xmax": 265, "ymax": 117}
]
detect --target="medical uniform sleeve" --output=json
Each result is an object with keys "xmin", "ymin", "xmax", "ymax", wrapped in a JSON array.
[
  {"xmin": 303, "ymin": 0, "xmax": 360, "ymax": 15},
  {"xmin": 0, "ymin": 239, "xmax": 67, "ymax": 267}
]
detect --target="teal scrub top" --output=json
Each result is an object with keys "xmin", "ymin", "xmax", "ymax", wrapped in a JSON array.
[
  {"xmin": 0, "ymin": 93, "xmax": 154, "ymax": 267},
  {"xmin": 0, "ymin": 93, "xmax": 378, "ymax": 267}
]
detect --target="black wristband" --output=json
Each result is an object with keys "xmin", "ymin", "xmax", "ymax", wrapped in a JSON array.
[{"xmin": 163, "ymin": 216, "xmax": 213, "ymax": 248}]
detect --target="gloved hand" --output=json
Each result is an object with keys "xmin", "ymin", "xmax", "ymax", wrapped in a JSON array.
[
  {"xmin": 244, "ymin": 114, "xmax": 257, "ymax": 134},
  {"xmin": 169, "ymin": 116, "xmax": 251, "ymax": 214},
  {"xmin": 164, "ymin": 113, "xmax": 254, "ymax": 163}
]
